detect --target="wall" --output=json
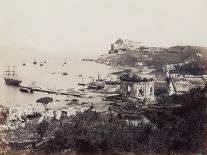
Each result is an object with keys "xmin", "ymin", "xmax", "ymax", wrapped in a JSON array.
[{"xmin": 120, "ymin": 81, "xmax": 154, "ymax": 100}]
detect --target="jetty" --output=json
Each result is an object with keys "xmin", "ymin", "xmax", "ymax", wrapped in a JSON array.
[{"xmin": 20, "ymin": 85, "xmax": 86, "ymax": 97}]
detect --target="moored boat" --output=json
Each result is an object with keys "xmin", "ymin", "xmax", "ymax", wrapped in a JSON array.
[
  {"xmin": 87, "ymin": 73, "xmax": 105, "ymax": 89},
  {"xmin": 78, "ymin": 83, "xmax": 86, "ymax": 86},
  {"xmin": 87, "ymin": 81, "xmax": 104, "ymax": 90},
  {"xmin": 4, "ymin": 66, "xmax": 22, "ymax": 86},
  {"xmin": 19, "ymin": 86, "xmax": 33, "ymax": 93},
  {"xmin": 23, "ymin": 60, "xmax": 26, "ymax": 66},
  {"xmin": 63, "ymin": 72, "xmax": 68, "ymax": 75},
  {"xmin": 33, "ymin": 58, "xmax": 37, "ymax": 65},
  {"xmin": 82, "ymin": 58, "xmax": 94, "ymax": 61}
]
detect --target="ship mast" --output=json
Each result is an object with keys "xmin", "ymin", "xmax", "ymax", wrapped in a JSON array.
[
  {"xmin": 98, "ymin": 72, "xmax": 100, "ymax": 81},
  {"xmin": 5, "ymin": 66, "xmax": 16, "ymax": 78}
]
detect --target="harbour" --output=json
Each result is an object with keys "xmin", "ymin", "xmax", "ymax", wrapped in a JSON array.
[
  {"xmin": 0, "ymin": 0, "xmax": 207, "ymax": 153},
  {"xmin": 0, "ymin": 51, "xmax": 117, "ymax": 107}
]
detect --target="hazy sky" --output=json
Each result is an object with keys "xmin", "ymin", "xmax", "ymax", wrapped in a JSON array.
[{"xmin": 0, "ymin": 0, "xmax": 207, "ymax": 54}]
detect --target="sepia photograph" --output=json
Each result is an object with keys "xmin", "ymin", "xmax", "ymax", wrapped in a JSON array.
[{"xmin": 0, "ymin": 0, "xmax": 207, "ymax": 155}]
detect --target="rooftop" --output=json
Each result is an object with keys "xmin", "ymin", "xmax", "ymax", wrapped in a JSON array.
[
  {"xmin": 172, "ymin": 76, "xmax": 207, "ymax": 88},
  {"xmin": 120, "ymin": 74, "xmax": 154, "ymax": 82}
]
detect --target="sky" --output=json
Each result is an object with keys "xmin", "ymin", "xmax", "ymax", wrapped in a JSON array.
[{"xmin": 0, "ymin": 0, "xmax": 207, "ymax": 54}]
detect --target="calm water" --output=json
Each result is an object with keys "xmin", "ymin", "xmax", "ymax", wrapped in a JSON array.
[{"xmin": 0, "ymin": 51, "xmax": 115, "ymax": 107}]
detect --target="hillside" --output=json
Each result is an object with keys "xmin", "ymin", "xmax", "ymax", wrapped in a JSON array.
[{"xmin": 96, "ymin": 46, "xmax": 207, "ymax": 69}]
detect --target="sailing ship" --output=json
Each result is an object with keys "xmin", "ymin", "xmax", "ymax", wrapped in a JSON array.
[
  {"xmin": 87, "ymin": 73, "xmax": 105, "ymax": 89},
  {"xmin": 78, "ymin": 75, "xmax": 86, "ymax": 86},
  {"xmin": 4, "ymin": 66, "xmax": 22, "ymax": 86}
]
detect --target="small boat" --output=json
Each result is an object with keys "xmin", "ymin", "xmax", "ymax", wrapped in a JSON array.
[
  {"xmin": 87, "ymin": 73, "xmax": 105, "ymax": 89},
  {"xmin": 87, "ymin": 81, "xmax": 105, "ymax": 90},
  {"xmin": 4, "ymin": 66, "xmax": 22, "ymax": 86},
  {"xmin": 20, "ymin": 86, "xmax": 33, "ymax": 93},
  {"xmin": 82, "ymin": 58, "xmax": 94, "ymax": 61},
  {"xmin": 87, "ymin": 79, "xmax": 105, "ymax": 89},
  {"xmin": 63, "ymin": 72, "xmax": 68, "ymax": 75},
  {"xmin": 40, "ymin": 62, "xmax": 43, "ymax": 66},
  {"xmin": 78, "ymin": 83, "xmax": 86, "ymax": 86},
  {"xmin": 33, "ymin": 58, "xmax": 37, "ymax": 65},
  {"xmin": 23, "ymin": 60, "xmax": 26, "ymax": 66},
  {"xmin": 64, "ymin": 59, "xmax": 67, "ymax": 65}
]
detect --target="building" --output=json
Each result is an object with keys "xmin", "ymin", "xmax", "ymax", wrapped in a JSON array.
[
  {"xmin": 6, "ymin": 104, "xmax": 44, "ymax": 129},
  {"xmin": 110, "ymin": 38, "xmax": 142, "ymax": 53},
  {"xmin": 120, "ymin": 74, "xmax": 155, "ymax": 101},
  {"xmin": 129, "ymin": 40, "xmax": 142, "ymax": 51},
  {"xmin": 168, "ymin": 74, "xmax": 207, "ymax": 95}
]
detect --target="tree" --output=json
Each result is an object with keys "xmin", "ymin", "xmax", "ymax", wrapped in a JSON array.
[
  {"xmin": 36, "ymin": 97, "xmax": 53, "ymax": 117},
  {"xmin": 36, "ymin": 97, "xmax": 53, "ymax": 139}
]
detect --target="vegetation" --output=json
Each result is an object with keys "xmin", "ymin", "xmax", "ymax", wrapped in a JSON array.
[
  {"xmin": 96, "ymin": 46, "xmax": 204, "ymax": 68},
  {"xmin": 7, "ymin": 86, "xmax": 207, "ymax": 154},
  {"xmin": 36, "ymin": 97, "xmax": 53, "ymax": 112},
  {"xmin": 174, "ymin": 61, "xmax": 207, "ymax": 75},
  {"xmin": 0, "ymin": 105, "xmax": 8, "ymax": 125}
]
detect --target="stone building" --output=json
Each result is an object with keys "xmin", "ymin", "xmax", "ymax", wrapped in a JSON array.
[
  {"xmin": 110, "ymin": 38, "xmax": 142, "ymax": 53},
  {"xmin": 120, "ymin": 74, "xmax": 155, "ymax": 101}
]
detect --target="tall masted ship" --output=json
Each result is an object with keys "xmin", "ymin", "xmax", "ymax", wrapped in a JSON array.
[{"xmin": 4, "ymin": 66, "xmax": 22, "ymax": 86}]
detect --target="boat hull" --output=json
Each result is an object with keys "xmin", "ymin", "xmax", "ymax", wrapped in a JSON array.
[
  {"xmin": 4, "ymin": 78, "xmax": 22, "ymax": 86},
  {"xmin": 87, "ymin": 84, "xmax": 104, "ymax": 90},
  {"xmin": 20, "ymin": 86, "xmax": 33, "ymax": 93},
  {"xmin": 78, "ymin": 83, "xmax": 86, "ymax": 86}
]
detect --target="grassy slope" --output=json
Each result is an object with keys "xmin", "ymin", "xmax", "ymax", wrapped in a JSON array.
[{"xmin": 96, "ymin": 46, "xmax": 207, "ymax": 68}]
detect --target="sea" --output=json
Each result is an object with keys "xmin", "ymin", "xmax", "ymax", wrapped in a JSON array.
[{"xmin": 0, "ymin": 50, "xmax": 115, "ymax": 108}]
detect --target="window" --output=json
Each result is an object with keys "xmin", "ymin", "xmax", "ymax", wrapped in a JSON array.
[
  {"xmin": 139, "ymin": 88, "xmax": 144, "ymax": 96},
  {"xmin": 127, "ymin": 86, "xmax": 132, "ymax": 95},
  {"xmin": 150, "ymin": 87, "xmax": 153, "ymax": 95}
]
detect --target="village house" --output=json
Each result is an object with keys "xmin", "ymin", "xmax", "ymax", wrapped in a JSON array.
[{"xmin": 120, "ymin": 74, "xmax": 155, "ymax": 101}]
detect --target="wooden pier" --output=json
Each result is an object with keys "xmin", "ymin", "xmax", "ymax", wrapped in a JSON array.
[{"xmin": 20, "ymin": 86, "xmax": 86, "ymax": 97}]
